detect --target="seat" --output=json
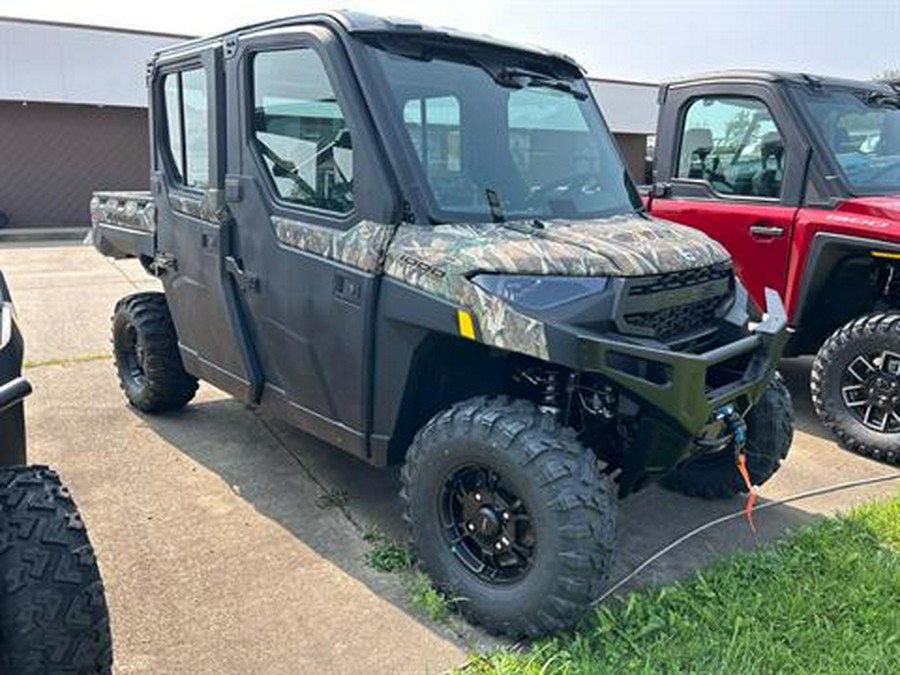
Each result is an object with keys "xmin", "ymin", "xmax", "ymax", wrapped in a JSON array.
[
  {"xmin": 752, "ymin": 132, "xmax": 784, "ymax": 198},
  {"xmin": 679, "ymin": 128, "xmax": 714, "ymax": 179}
]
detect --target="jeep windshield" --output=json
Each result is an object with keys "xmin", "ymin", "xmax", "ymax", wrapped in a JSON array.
[
  {"xmin": 795, "ymin": 85, "xmax": 900, "ymax": 195},
  {"xmin": 364, "ymin": 39, "xmax": 639, "ymax": 222}
]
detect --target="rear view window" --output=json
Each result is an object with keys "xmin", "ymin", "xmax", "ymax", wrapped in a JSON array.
[
  {"xmin": 251, "ymin": 49, "xmax": 353, "ymax": 215},
  {"xmin": 161, "ymin": 68, "xmax": 209, "ymax": 189}
]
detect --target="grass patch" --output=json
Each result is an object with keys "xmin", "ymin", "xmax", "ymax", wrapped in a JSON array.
[
  {"xmin": 24, "ymin": 352, "xmax": 111, "ymax": 370},
  {"xmin": 314, "ymin": 487, "xmax": 349, "ymax": 510},
  {"xmin": 361, "ymin": 526, "xmax": 453, "ymax": 621},
  {"xmin": 362, "ymin": 526, "xmax": 416, "ymax": 573},
  {"xmin": 464, "ymin": 495, "xmax": 900, "ymax": 674},
  {"xmin": 405, "ymin": 570, "xmax": 451, "ymax": 622}
]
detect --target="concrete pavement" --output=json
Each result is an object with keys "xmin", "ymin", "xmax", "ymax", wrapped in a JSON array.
[{"xmin": 2, "ymin": 244, "xmax": 898, "ymax": 673}]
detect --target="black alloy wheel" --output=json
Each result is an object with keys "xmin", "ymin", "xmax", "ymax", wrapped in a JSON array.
[
  {"xmin": 839, "ymin": 350, "xmax": 900, "ymax": 433},
  {"xmin": 440, "ymin": 464, "xmax": 535, "ymax": 584},
  {"xmin": 812, "ymin": 312, "xmax": 900, "ymax": 463}
]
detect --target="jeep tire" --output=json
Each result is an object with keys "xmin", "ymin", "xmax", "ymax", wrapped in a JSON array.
[
  {"xmin": 663, "ymin": 375, "xmax": 793, "ymax": 499},
  {"xmin": 112, "ymin": 292, "xmax": 197, "ymax": 413},
  {"xmin": 0, "ymin": 466, "xmax": 112, "ymax": 675},
  {"xmin": 812, "ymin": 312, "xmax": 900, "ymax": 463},
  {"xmin": 401, "ymin": 396, "xmax": 616, "ymax": 637}
]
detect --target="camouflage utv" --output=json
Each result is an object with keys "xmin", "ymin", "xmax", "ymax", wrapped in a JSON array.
[{"xmin": 91, "ymin": 12, "xmax": 792, "ymax": 636}]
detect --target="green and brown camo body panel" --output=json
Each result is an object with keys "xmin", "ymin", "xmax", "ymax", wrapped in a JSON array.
[
  {"xmin": 272, "ymin": 216, "xmax": 393, "ymax": 272},
  {"xmin": 168, "ymin": 189, "xmax": 230, "ymax": 224},
  {"xmin": 90, "ymin": 189, "xmax": 231, "ymax": 231},
  {"xmin": 92, "ymin": 191, "xmax": 730, "ymax": 360},
  {"xmin": 90, "ymin": 191, "xmax": 156, "ymax": 233},
  {"xmin": 269, "ymin": 214, "xmax": 731, "ymax": 360}
]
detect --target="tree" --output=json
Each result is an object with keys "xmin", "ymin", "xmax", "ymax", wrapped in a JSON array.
[{"xmin": 875, "ymin": 68, "xmax": 900, "ymax": 83}]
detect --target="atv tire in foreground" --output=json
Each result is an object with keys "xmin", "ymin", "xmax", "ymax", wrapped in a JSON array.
[
  {"xmin": 663, "ymin": 376, "xmax": 793, "ymax": 499},
  {"xmin": 0, "ymin": 466, "xmax": 112, "ymax": 675},
  {"xmin": 812, "ymin": 312, "xmax": 900, "ymax": 464},
  {"xmin": 401, "ymin": 397, "xmax": 616, "ymax": 638}
]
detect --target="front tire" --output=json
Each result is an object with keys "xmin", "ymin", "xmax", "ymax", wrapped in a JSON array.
[
  {"xmin": 812, "ymin": 312, "xmax": 900, "ymax": 463},
  {"xmin": 401, "ymin": 396, "xmax": 616, "ymax": 638},
  {"xmin": 663, "ymin": 375, "xmax": 793, "ymax": 499},
  {"xmin": 0, "ymin": 466, "xmax": 113, "ymax": 675},
  {"xmin": 112, "ymin": 292, "xmax": 197, "ymax": 413}
]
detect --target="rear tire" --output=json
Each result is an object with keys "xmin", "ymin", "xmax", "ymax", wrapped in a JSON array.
[
  {"xmin": 663, "ymin": 375, "xmax": 793, "ymax": 499},
  {"xmin": 0, "ymin": 466, "xmax": 112, "ymax": 675},
  {"xmin": 811, "ymin": 312, "xmax": 900, "ymax": 463},
  {"xmin": 112, "ymin": 292, "xmax": 197, "ymax": 413},
  {"xmin": 401, "ymin": 396, "xmax": 616, "ymax": 638}
]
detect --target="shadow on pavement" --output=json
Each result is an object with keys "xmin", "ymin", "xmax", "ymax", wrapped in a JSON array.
[
  {"xmin": 140, "ymin": 394, "xmax": 824, "ymax": 613},
  {"xmin": 779, "ymin": 356, "xmax": 836, "ymax": 442}
]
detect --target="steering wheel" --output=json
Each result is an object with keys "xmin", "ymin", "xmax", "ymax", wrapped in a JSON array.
[
  {"xmin": 527, "ymin": 171, "xmax": 600, "ymax": 206},
  {"xmin": 254, "ymin": 137, "xmax": 318, "ymax": 203},
  {"xmin": 708, "ymin": 173, "xmax": 737, "ymax": 193}
]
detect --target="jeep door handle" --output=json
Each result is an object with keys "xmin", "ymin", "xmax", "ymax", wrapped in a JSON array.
[{"xmin": 748, "ymin": 224, "xmax": 785, "ymax": 239}]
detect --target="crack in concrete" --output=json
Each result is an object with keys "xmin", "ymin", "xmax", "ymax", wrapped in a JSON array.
[
  {"xmin": 253, "ymin": 413, "xmax": 366, "ymax": 533},
  {"xmin": 24, "ymin": 352, "xmax": 111, "ymax": 370}
]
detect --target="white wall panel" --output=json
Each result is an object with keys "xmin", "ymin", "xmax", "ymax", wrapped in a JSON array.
[
  {"xmin": 589, "ymin": 79, "xmax": 659, "ymax": 135},
  {"xmin": 0, "ymin": 20, "xmax": 184, "ymax": 108}
]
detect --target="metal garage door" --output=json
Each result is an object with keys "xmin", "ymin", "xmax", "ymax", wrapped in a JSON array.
[{"xmin": 0, "ymin": 101, "xmax": 149, "ymax": 228}]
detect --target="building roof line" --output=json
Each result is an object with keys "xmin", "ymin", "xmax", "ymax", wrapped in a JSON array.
[
  {"xmin": 0, "ymin": 15, "xmax": 193, "ymax": 40},
  {"xmin": 587, "ymin": 76, "xmax": 658, "ymax": 88}
]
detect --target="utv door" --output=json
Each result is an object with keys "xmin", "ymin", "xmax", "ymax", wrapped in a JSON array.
[
  {"xmin": 651, "ymin": 84, "xmax": 807, "ymax": 307},
  {"xmin": 222, "ymin": 28, "xmax": 396, "ymax": 460},
  {"xmin": 152, "ymin": 48, "xmax": 258, "ymax": 401}
]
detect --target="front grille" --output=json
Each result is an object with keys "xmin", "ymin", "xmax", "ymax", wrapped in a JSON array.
[
  {"xmin": 619, "ymin": 263, "xmax": 734, "ymax": 341},
  {"xmin": 623, "ymin": 295, "xmax": 727, "ymax": 339}
]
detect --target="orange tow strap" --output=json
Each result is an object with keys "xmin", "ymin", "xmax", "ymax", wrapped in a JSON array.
[{"xmin": 736, "ymin": 453, "xmax": 757, "ymax": 534}]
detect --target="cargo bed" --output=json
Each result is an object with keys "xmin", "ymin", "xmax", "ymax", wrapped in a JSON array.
[{"xmin": 90, "ymin": 191, "xmax": 155, "ymax": 260}]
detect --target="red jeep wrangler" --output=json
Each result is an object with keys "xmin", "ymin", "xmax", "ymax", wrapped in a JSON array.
[{"xmin": 645, "ymin": 71, "xmax": 900, "ymax": 460}]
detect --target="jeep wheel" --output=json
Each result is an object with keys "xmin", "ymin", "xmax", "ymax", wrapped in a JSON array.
[
  {"xmin": 0, "ymin": 466, "xmax": 112, "ymax": 675},
  {"xmin": 112, "ymin": 292, "xmax": 197, "ymax": 413},
  {"xmin": 401, "ymin": 396, "xmax": 616, "ymax": 637},
  {"xmin": 663, "ymin": 375, "xmax": 793, "ymax": 499},
  {"xmin": 812, "ymin": 312, "xmax": 900, "ymax": 463}
]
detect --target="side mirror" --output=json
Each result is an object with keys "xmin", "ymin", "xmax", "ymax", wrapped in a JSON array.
[{"xmin": 651, "ymin": 182, "xmax": 671, "ymax": 198}]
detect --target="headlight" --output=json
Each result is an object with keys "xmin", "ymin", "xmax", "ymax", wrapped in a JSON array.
[{"xmin": 470, "ymin": 275, "xmax": 608, "ymax": 311}]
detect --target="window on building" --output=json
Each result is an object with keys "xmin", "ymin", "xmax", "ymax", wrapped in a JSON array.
[
  {"xmin": 161, "ymin": 68, "xmax": 209, "ymax": 189},
  {"xmin": 251, "ymin": 49, "xmax": 353, "ymax": 215},
  {"xmin": 678, "ymin": 97, "xmax": 785, "ymax": 199}
]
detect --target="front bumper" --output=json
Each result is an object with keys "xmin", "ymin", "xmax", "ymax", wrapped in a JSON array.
[{"xmin": 575, "ymin": 287, "xmax": 788, "ymax": 492}]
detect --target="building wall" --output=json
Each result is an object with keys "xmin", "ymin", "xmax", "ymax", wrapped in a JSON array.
[
  {"xmin": 0, "ymin": 19, "xmax": 184, "ymax": 107},
  {"xmin": 613, "ymin": 132, "xmax": 649, "ymax": 185},
  {"xmin": 0, "ymin": 101, "xmax": 148, "ymax": 227},
  {"xmin": 589, "ymin": 79, "xmax": 658, "ymax": 136}
]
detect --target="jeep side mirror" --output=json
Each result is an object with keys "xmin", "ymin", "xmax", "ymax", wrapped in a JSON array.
[{"xmin": 651, "ymin": 182, "xmax": 671, "ymax": 198}]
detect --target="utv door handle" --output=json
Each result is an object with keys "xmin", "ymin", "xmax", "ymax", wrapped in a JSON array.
[
  {"xmin": 225, "ymin": 256, "xmax": 259, "ymax": 292},
  {"xmin": 748, "ymin": 224, "xmax": 785, "ymax": 239},
  {"xmin": 201, "ymin": 231, "xmax": 219, "ymax": 250}
]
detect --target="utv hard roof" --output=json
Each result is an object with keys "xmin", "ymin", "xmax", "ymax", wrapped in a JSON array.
[
  {"xmin": 155, "ymin": 10, "xmax": 579, "ymax": 67},
  {"xmin": 664, "ymin": 69, "xmax": 894, "ymax": 93}
]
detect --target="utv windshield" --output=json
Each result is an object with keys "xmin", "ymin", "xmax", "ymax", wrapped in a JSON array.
[
  {"xmin": 795, "ymin": 86, "xmax": 900, "ymax": 195},
  {"xmin": 365, "ymin": 40, "xmax": 638, "ymax": 222}
]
